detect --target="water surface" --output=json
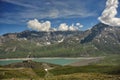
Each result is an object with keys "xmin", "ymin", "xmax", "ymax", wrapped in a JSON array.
[{"xmin": 0, "ymin": 58, "xmax": 81, "ymax": 66}]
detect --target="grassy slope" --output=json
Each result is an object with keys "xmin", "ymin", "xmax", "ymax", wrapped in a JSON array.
[
  {"xmin": 50, "ymin": 65, "xmax": 120, "ymax": 75},
  {"xmin": 0, "ymin": 68, "xmax": 39, "ymax": 79},
  {"xmin": 96, "ymin": 54, "xmax": 120, "ymax": 66},
  {"xmin": 0, "ymin": 65, "xmax": 120, "ymax": 80},
  {"xmin": 51, "ymin": 73, "xmax": 120, "ymax": 80},
  {"xmin": 0, "ymin": 40, "xmax": 105, "ymax": 58}
]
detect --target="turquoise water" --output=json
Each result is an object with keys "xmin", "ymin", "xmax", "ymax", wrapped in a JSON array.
[
  {"xmin": 0, "ymin": 58, "xmax": 80, "ymax": 66},
  {"xmin": 33, "ymin": 58, "xmax": 79, "ymax": 65}
]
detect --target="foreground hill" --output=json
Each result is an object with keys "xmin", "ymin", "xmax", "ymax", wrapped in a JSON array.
[
  {"xmin": 0, "ymin": 23, "xmax": 120, "ymax": 58},
  {"xmin": 0, "ymin": 60, "xmax": 60, "ymax": 79},
  {"xmin": 0, "ymin": 64, "xmax": 120, "ymax": 80}
]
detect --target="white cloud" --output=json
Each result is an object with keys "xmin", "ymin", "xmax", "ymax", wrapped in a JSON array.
[
  {"xmin": 58, "ymin": 23, "xmax": 83, "ymax": 31},
  {"xmin": 58, "ymin": 23, "xmax": 69, "ymax": 31},
  {"xmin": 98, "ymin": 0, "xmax": 120, "ymax": 26},
  {"xmin": 27, "ymin": 19, "xmax": 83, "ymax": 31},
  {"xmin": 76, "ymin": 23, "xmax": 83, "ymax": 28},
  {"xmin": 76, "ymin": 23, "xmax": 81, "ymax": 26},
  {"xmin": 27, "ymin": 19, "xmax": 51, "ymax": 31},
  {"xmin": 69, "ymin": 24, "xmax": 77, "ymax": 31}
]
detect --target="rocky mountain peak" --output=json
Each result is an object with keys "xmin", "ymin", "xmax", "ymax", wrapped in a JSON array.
[{"xmin": 81, "ymin": 23, "xmax": 120, "ymax": 43}]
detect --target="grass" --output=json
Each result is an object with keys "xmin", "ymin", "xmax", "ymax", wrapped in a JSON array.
[
  {"xmin": 0, "ymin": 40, "xmax": 105, "ymax": 58},
  {"xmin": 96, "ymin": 54, "xmax": 120, "ymax": 66},
  {"xmin": 50, "ymin": 65, "xmax": 120, "ymax": 76},
  {"xmin": 0, "ymin": 64, "xmax": 120, "ymax": 79},
  {"xmin": 0, "ymin": 68, "xmax": 39, "ymax": 79},
  {"xmin": 51, "ymin": 73, "xmax": 120, "ymax": 80},
  {"xmin": 0, "ymin": 69, "xmax": 120, "ymax": 80}
]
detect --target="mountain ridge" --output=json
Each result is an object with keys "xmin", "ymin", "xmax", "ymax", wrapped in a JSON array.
[{"xmin": 0, "ymin": 23, "xmax": 120, "ymax": 58}]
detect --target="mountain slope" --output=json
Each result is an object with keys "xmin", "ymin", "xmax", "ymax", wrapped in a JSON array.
[
  {"xmin": 0, "ymin": 23, "xmax": 120, "ymax": 58},
  {"xmin": 81, "ymin": 23, "xmax": 120, "ymax": 54},
  {"xmin": 81, "ymin": 23, "xmax": 120, "ymax": 43}
]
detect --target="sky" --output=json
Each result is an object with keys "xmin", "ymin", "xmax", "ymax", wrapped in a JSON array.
[{"xmin": 0, "ymin": 0, "xmax": 120, "ymax": 35}]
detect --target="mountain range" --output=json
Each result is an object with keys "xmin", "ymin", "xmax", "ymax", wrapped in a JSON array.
[{"xmin": 0, "ymin": 23, "xmax": 120, "ymax": 58}]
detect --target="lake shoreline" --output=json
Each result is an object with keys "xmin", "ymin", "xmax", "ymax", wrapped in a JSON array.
[{"xmin": 0, "ymin": 57, "xmax": 105, "ymax": 61}]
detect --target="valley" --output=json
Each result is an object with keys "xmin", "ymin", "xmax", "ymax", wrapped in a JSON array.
[
  {"xmin": 1, "ymin": 0, "xmax": 120, "ymax": 79},
  {"xmin": 0, "ymin": 23, "xmax": 120, "ymax": 80}
]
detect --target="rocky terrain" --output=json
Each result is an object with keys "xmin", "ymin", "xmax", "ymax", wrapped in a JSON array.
[
  {"xmin": 0, "ymin": 23, "xmax": 120, "ymax": 58},
  {"xmin": 81, "ymin": 23, "xmax": 120, "ymax": 53}
]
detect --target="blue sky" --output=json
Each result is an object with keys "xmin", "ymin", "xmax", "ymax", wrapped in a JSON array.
[{"xmin": 0, "ymin": 0, "xmax": 120, "ymax": 35}]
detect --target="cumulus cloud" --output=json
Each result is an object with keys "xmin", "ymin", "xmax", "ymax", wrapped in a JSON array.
[
  {"xmin": 98, "ymin": 0, "xmax": 120, "ymax": 26},
  {"xmin": 76, "ymin": 23, "xmax": 83, "ymax": 28},
  {"xmin": 69, "ymin": 24, "xmax": 77, "ymax": 31},
  {"xmin": 27, "ymin": 19, "xmax": 83, "ymax": 31},
  {"xmin": 27, "ymin": 19, "xmax": 51, "ymax": 31},
  {"xmin": 58, "ymin": 23, "xmax": 83, "ymax": 31},
  {"xmin": 58, "ymin": 23, "xmax": 69, "ymax": 31}
]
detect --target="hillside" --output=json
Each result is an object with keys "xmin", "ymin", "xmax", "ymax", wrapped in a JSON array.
[
  {"xmin": 0, "ymin": 64, "xmax": 120, "ymax": 80},
  {"xmin": 0, "ymin": 60, "xmax": 60, "ymax": 79},
  {"xmin": 0, "ymin": 23, "xmax": 120, "ymax": 58}
]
